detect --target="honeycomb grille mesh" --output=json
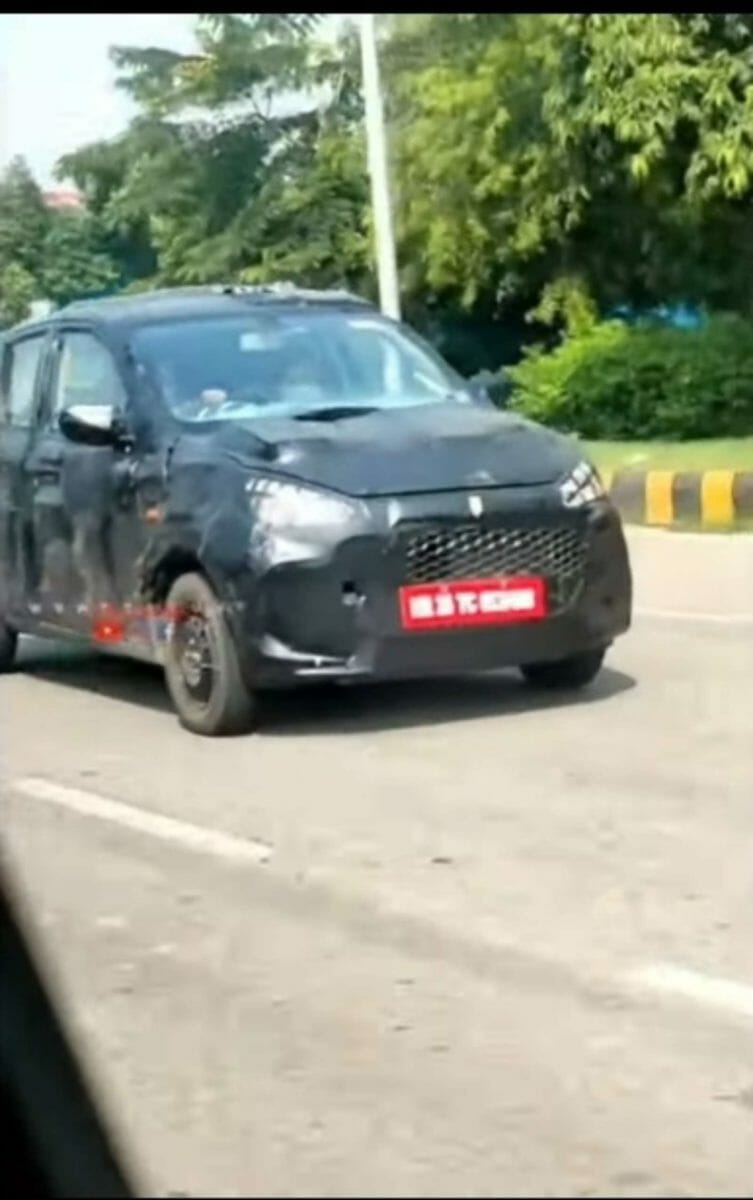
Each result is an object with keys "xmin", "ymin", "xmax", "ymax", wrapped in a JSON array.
[{"xmin": 400, "ymin": 524, "xmax": 587, "ymax": 611}]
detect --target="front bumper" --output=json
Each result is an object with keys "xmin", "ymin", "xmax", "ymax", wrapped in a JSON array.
[{"xmin": 230, "ymin": 487, "xmax": 632, "ymax": 688}]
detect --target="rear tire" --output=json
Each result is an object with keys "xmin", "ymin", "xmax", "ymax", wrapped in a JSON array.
[
  {"xmin": 520, "ymin": 647, "xmax": 606, "ymax": 691},
  {"xmin": 0, "ymin": 617, "xmax": 17, "ymax": 673},
  {"xmin": 163, "ymin": 572, "xmax": 257, "ymax": 736}
]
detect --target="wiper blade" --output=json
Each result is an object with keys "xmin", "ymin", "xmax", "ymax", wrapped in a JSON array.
[{"xmin": 293, "ymin": 405, "xmax": 379, "ymax": 422}]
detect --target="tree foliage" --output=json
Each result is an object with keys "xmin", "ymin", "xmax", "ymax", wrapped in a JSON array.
[
  {"xmin": 508, "ymin": 316, "xmax": 753, "ymax": 439},
  {"xmin": 6, "ymin": 12, "xmax": 753, "ymax": 359},
  {"xmin": 0, "ymin": 158, "xmax": 50, "ymax": 280},
  {"xmin": 39, "ymin": 212, "xmax": 120, "ymax": 307},
  {"xmin": 0, "ymin": 262, "xmax": 37, "ymax": 327},
  {"xmin": 0, "ymin": 157, "xmax": 122, "ymax": 326},
  {"xmin": 391, "ymin": 12, "xmax": 753, "ymax": 316},
  {"xmin": 57, "ymin": 134, "xmax": 158, "ymax": 285},
  {"xmin": 56, "ymin": 14, "xmax": 369, "ymax": 294}
]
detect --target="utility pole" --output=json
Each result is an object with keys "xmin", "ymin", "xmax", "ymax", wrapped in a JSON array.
[{"xmin": 358, "ymin": 13, "xmax": 401, "ymax": 321}]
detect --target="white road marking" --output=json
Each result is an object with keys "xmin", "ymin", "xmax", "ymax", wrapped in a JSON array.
[
  {"xmin": 12, "ymin": 780, "xmax": 753, "ymax": 1031},
  {"xmin": 635, "ymin": 607, "xmax": 753, "ymax": 626},
  {"xmin": 12, "ymin": 776, "xmax": 272, "ymax": 865},
  {"xmin": 628, "ymin": 963, "xmax": 753, "ymax": 1020}
]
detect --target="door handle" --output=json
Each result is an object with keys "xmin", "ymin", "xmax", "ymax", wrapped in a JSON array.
[
  {"xmin": 30, "ymin": 455, "xmax": 63, "ymax": 486},
  {"xmin": 34, "ymin": 452, "xmax": 63, "ymax": 471},
  {"xmin": 32, "ymin": 471, "xmax": 61, "ymax": 489}
]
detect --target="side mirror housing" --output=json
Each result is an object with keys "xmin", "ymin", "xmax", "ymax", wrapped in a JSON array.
[
  {"xmin": 59, "ymin": 404, "xmax": 130, "ymax": 448},
  {"xmin": 468, "ymin": 369, "xmax": 510, "ymax": 409}
]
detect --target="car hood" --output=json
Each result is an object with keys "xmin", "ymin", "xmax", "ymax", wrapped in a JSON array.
[{"xmin": 203, "ymin": 402, "xmax": 578, "ymax": 497}]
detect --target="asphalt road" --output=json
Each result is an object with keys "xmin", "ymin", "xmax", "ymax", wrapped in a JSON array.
[{"xmin": 2, "ymin": 534, "xmax": 752, "ymax": 1197}]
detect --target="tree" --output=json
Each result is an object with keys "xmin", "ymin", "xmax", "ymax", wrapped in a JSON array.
[
  {"xmin": 39, "ymin": 211, "xmax": 120, "ymax": 307},
  {"xmin": 0, "ymin": 262, "xmax": 36, "ymax": 327},
  {"xmin": 0, "ymin": 157, "xmax": 50, "ymax": 280},
  {"xmin": 57, "ymin": 133, "xmax": 158, "ymax": 286},
  {"xmin": 389, "ymin": 13, "xmax": 753, "ymax": 318},
  {"xmin": 0, "ymin": 154, "xmax": 121, "ymax": 320},
  {"xmin": 58, "ymin": 14, "xmax": 371, "ymax": 293}
]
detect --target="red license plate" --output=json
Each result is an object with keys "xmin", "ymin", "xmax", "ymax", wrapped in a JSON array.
[{"xmin": 399, "ymin": 577, "xmax": 547, "ymax": 631}]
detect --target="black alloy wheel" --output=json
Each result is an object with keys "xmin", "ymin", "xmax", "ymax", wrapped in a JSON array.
[{"xmin": 163, "ymin": 572, "xmax": 257, "ymax": 736}]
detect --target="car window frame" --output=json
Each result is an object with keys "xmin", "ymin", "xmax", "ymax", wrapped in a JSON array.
[
  {"xmin": 0, "ymin": 330, "xmax": 53, "ymax": 432},
  {"xmin": 337, "ymin": 317, "xmax": 454, "ymax": 399},
  {"xmin": 44, "ymin": 325, "xmax": 129, "ymax": 430},
  {"xmin": 129, "ymin": 309, "xmax": 466, "ymax": 423}
]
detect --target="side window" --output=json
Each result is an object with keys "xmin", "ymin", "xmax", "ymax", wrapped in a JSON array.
[
  {"xmin": 1, "ymin": 336, "xmax": 46, "ymax": 427},
  {"xmin": 52, "ymin": 332, "xmax": 126, "ymax": 418}
]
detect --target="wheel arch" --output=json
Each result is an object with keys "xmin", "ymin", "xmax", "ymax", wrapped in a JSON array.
[{"xmin": 143, "ymin": 545, "xmax": 224, "ymax": 606}]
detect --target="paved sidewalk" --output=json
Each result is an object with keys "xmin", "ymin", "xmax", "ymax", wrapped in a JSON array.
[{"xmin": 626, "ymin": 526, "xmax": 753, "ymax": 618}]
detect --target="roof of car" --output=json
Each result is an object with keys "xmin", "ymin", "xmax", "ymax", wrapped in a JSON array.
[
  {"xmin": 52, "ymin": 284, "xmax": 373, "ymax": 330},
  {"xmin": 3, "ymin": 284, "xmax": 375, "ymax": 341}
]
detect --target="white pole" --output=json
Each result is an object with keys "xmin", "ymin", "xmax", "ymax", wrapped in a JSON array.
[{"xmin": 358, "ymin": 13, "xmax": 401, "ymax": 321}]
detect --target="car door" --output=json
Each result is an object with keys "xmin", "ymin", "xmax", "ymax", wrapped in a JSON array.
[
  {"xmin": 27, "ymin": 325, "xmax": 170, "ymax": 651},
  {"xmin": 0, "ymin": 329, "xmax": 51, "ymax": 623},
  {"xmin": 24, "ymin": 327, "xmax": 130, "ymax": 635}
]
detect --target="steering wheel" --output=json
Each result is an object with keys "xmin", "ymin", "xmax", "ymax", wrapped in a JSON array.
[{"xmin": 199, "ymin": 387, "xmax": 273, "ymax": 414}]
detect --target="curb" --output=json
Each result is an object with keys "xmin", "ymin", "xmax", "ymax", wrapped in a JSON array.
[{"xmin": 601, "ymin": 469, "xmax": 753, "ymax": 527}]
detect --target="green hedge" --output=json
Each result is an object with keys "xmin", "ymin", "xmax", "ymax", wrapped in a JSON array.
[{"xmin": 507, "ymin": 316, "xmax": 753, "ymax": 440}]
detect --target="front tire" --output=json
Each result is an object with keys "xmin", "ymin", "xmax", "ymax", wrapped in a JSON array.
[
  {"xmin": 0, "ymin": 617, "xmax": 17, "ymax": 673},
  {"xmin": 520, "ymin": 647, "xmax": 606, "ymax": 691},
  {"xmin": 163, "ymin": 572, "xmax": 257, "ymax": 736}
]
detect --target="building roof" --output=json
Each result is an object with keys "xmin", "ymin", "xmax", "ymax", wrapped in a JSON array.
[{"xmin": 43, "ymin": 189, "xmax": 85, "ymax": 212}]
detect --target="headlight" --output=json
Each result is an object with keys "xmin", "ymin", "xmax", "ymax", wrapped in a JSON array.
[
  {"xmin": 559, "ymin": 460, "xmax": 606, "ymax": 509},
  {"xmin": 246, "ymin": 477, "xmax": 362, "ymax": 532}
]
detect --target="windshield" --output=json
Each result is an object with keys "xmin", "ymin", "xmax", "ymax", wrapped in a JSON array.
[{"xmin": 130, "ymin": 309, "xmax": 469, "ymax": 423}]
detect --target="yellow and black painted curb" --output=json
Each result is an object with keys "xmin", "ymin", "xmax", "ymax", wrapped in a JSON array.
[{"xmin": 601, "ymin": 469, "xmax": 753, "ymax": 527}]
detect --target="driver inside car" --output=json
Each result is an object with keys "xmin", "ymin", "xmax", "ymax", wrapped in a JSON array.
[
  {"xmin": 195, "ymin": 387, "xmax": 232, "ymax": 419},
  {"xmin": 277, "ymin": 352, "xmax": 329, "ymax": 410}
]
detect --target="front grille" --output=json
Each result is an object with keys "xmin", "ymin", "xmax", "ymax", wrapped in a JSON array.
[{"xmin": 400, "ymin": 524, "xmax": 587, "ymax": 612}]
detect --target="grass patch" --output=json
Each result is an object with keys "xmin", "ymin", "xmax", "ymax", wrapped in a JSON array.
[
  {"xmin": 581, "ymin": 437, "xmax": 753, "ymax": 531},
  {"xmin": 584, "ymin": 437, "xmax": 753, "ymax": 473}
]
